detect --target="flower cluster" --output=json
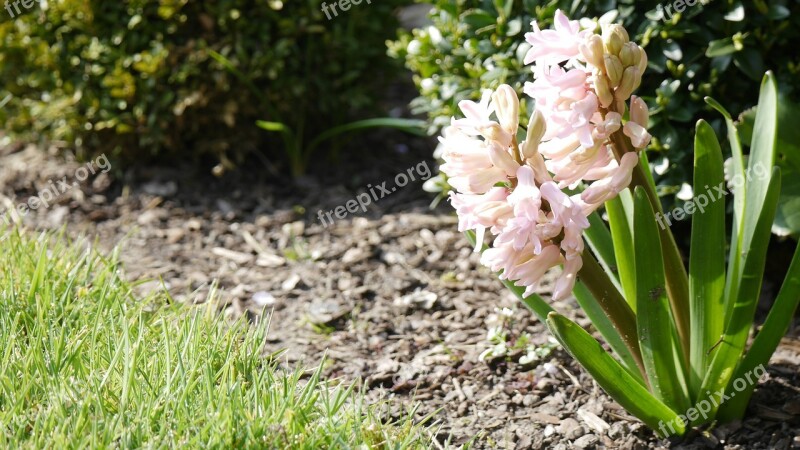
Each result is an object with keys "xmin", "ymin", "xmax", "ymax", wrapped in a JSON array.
[{"xmin": 441, "ymin": 11, "xmax": 650, "ymax": 300}]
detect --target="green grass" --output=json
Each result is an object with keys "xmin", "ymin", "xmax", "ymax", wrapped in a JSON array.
[{"xmin": 0, "ymin": 228, "xmax": 431, "ymax": 449}]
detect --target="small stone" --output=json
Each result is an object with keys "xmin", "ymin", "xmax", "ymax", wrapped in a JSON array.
[
  {"xmin": 281, "ymin": 273, "xmax": 301, "ymax": 291},
  {"xmin": 522, "ymin": 394, "xmax": 538, "ymax": 407},
  {"xmin": 557, "ymin": 418, "xmax": 583, "ymax": 440},
  {"xmin": 251, "ymin": 291, "xmax": 275, "ymax": 307},
  {"xmin": 573, "ymin": 434, "xmax": 598, "ymax": 449}
]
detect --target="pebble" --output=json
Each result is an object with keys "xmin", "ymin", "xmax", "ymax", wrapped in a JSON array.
[{"xmin": 573, "ymin": 434, "xmax": 598, "ymax": 449}]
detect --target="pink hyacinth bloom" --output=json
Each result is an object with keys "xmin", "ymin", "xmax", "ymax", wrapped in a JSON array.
[
  {"xmin": 581, "ymin": 152, "xmax": 640, "ymax": 205},
  {"xmin": 452, "ymin": 89, "xmax": 494, "ymax": 135},
  {"xmin": 552, "ymin": 255, "xmax": 583, "ymax": 301},
  {"xmin": 450, "ymin": 188, "xmax": 512, "ymax": 233},
  {"xmin": 507, "ymin": 244, "xmax": 563, "ymax": 297},
  {"xmin": 494, "ymin": 166, "xmax": 544, "ymax": 252},
  {"xmin": 523, "ymin": 10, "xmax": 589, "ymax": 66},
  {"xmin": 623, "ymin": 121, "xmax": 652, "ymax": 149},
  {"xmin": 439, "ymin": 128, "xmax": 507, "ymax": 194},
  {"xmin": 540, "ymin": 182, "xmax": 590, "ymax": 256},
  {"xmin": 524, "ymin": 66, "xmax": 598, "ymax": 149}
]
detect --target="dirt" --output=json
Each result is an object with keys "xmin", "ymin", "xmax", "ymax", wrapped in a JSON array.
[{"xmin": 1, "ymin": 136, "xmax": 799, "ymax": 449}]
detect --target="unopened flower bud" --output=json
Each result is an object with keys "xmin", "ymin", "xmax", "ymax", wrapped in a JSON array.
[
  {"xmin": 603, "ymin": 24, "xmax": 628, "ymax": 55},
  {"xmin": 521, "ymin": 110, "xmax": 546, "ymax": 159},
  {"xmin": 579, "ymin": 34, "xmax": 605, "ymax": 68},
  {"xmin": 619, "ymin": 42, "xmax": 639, "ymax": 67},
  {"xmin": 594, "ymin": 75, "xmax": 614, "ymax": 108},
  {"xmin": 630, "ymin": 96, "xmax": 649, "ymax": 127},
  {"xmin": 615, "ymin": 67, "xmax": 639, "ymax": 101},
  {"xmin": 489, "ymin": 143, "xmax": 520, "ymax": 177},
  {"xmin": 636, "ymin": 48, "xmax": 648, "ymax": 74},
  {"xmin": 480, "ymin": 123, "xmax": 512, "ymax": 148},
  {"xmin": 603, "ymin": 55, "xmax": 624, "ymax": 87},
  {"xmin": 492, "ymin": 84, "xmax": 520, "ymax": 134},
  {"xmin": 624, "ymin": 122, "xmax": 652, "ymax": 149}
]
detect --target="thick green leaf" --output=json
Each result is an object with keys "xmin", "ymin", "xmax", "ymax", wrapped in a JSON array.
[
  {"xmin": 688, "ymin": 121, "xmax": 727, "ymax": 400},
  {"xmin": 464, "ymin": 231, "xmax": 554, "ymax": 322},
  {"xmin": 633, "ymin": 187, "xmax": 691, "ymax": 413},
  {"xmin": 639, "ymin": 151, "xmax": 659, "ymax": 195},
  {"xmin": 706, "ymin": 97, "xmax": 747, "ymax": 312},
  {"xmin": 717, "ymin": 237, "xmax": 800, "ymax": 421},
  {"xmin": 546, "ymin": 312, "xmax": 686, "ymax": 437},
  {"xmin": 584, "ymin": 211, "xmax": 622, "ymax": 290},
  {"xmin": 572, "ymin": 281, "xmax": 644, "ymax": 385},
  {"xmin": 606, "ymin": 195, "xmax": 637, "ymax": 311},
  {"xmin": 700, "ymin": 167, "xmax": 781, "ymax": 418},
  {"xmin": 725, "ymin": 73, "xmax": 778, "ymax": 325}
]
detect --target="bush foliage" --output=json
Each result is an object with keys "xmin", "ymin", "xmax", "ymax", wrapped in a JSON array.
[
  {"xmin": 0, "ymin": 0, "xmax": 405, "ymax": 169},
  {"xmin": 389, "ymin": 0, "xmax": 800, "ymax": 197}
]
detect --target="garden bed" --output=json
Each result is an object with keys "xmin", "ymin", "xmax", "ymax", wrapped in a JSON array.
[{"xmin": 1, "ymin": 139, "xmax": 798, "ymax": 449}]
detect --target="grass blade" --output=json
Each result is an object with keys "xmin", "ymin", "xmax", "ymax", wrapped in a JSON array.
[
  {"xmin": 546, "ymin": 312, "xmax": 685, "ymax": 437},
  {"xmin": 305, "ymin": 118, "xmax": 427, "ymax": 163},
  {"xmin": 688, "ymin": 120, "xmax": 726, "ymax": 400},
  {"xmin": 633, "ymin": 186, "xmax": 691, "ymax": 413}
]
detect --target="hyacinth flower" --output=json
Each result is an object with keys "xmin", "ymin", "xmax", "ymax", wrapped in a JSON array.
[{"xmin": 440, "ymin": 10, "xmax": 800, "ymax": 438}]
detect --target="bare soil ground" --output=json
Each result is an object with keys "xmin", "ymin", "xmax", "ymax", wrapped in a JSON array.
[{"xmin": 1, "ymin": 139, "xmax": 799, "ymax": 449}]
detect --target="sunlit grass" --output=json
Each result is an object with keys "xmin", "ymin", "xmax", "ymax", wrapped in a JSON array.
[{"xmin": 0, "ymin": 228, "xmax": 430, "ymax": 449}]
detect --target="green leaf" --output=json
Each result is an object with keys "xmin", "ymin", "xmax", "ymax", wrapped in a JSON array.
[
  {"xmin": 572, "ymin": 281, "xmax": 644, "ymax": 385},
  {"xmin": 305, "ymin": 118, "xmax": 426, "ymax": 163},
  {"xmin": 773, "ymin": 170, "xmax": 800, "ymax": 237},
  {"xmin": 688, "ymin": 120, "xmax": 727, "ymax": 400},
  {"xmin": 726, "ymin": 73, "xmax": 778, "ymax": 324},
  {"xmin": 700, "ymin": 167, "xmax": 781, "ymax": 419},
  {"xmin": 546, "ymin": 312, "xmax": 686, "ymax": 437},
  {"xmin": 717, "ymin": 237, "xmax": 800, "ymax": 421},
  {"xmin": 606, "ymin": 195, "xmax": 637, "ymax": 311},
  {"xmin": 706, "ymin": 97, "xmax": 747, "ymax": 314},
  {"xmin": 464, "ymin": 231, "xmax": 554, "ymax": 322},
  {"xmin": 256, "ymin": 120, "xmax": 290, "ymax": 133},
  {"xmin": 584, "ymin": 211, "xmax": 621, "ymax": 290},
  {"xmin": 733, "ymin": 49, "xmax": 765, "ymax": 82},
  {"xmin": 461, "ymin": 10, "xmax": 497, "ymax": 30},
  {"xmin": 706, "ymin": 38, "xmax": 738, "ymax": 57},
  {"xmin": 633, "ymin": 187, "xmax": 691, "ymax": 413}
]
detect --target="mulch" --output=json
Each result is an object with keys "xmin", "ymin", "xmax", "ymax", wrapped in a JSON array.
[{"xmin": 1, "ymin": 137, "xmax": 798, "ymax": 449}]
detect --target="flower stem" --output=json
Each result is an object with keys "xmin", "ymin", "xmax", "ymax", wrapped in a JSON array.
[
  {"xmin": 609, "ymin": 131, "xmax": 692, "ymax": 370},
  {"xmin": 578, "ymin": 250, "xmax": 648, "ymax": 382}
]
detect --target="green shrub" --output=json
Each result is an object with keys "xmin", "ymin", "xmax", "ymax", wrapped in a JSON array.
[
  {"xmin": 0, "ymin": 0, "xmax": 406, "ymax": 172},
  {"xmin": 389, "ymin": 0, "xmax": 800, "ymax": 200}
]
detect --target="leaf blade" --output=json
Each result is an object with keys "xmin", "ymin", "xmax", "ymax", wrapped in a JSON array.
[
  {"xmin": 546, "ymin": 312, "xmax": 685, "ymax": 437},
  {"xmin": 688, "ymin": 120, "xmax": 727, "ymax": 399},
  {"xmin": 633, "ymin": 186, "xmax": 691, "ymax": 413}
]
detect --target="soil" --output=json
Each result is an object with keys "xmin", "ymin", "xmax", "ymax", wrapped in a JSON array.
[{"xmin": 1, "ymin": 135, "xmax": 799, "ymax": 449}]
